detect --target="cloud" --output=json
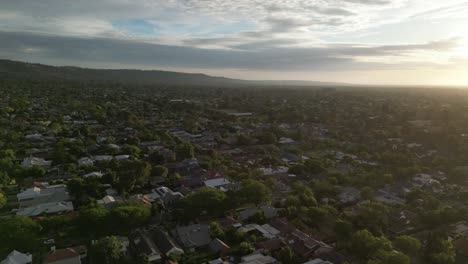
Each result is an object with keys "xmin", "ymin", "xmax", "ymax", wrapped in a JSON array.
[
  {"xmin": 1, "ymin": 0, "xmax": 467, "ymax": 84},
  {"xmin": 343, "ymin": 0, "xmax": 392, "ymax": 5},
  {"xmin": 0, "ymin": 31, "xmax": 458, "ymax": 72},
  {"xmin": 410, "ymin": 2, "xmax": 468, "ymax": 19}
]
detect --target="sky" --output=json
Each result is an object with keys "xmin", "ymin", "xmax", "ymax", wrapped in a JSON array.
[{"xmin": 1, "ymin": 0, "xmax": 468, "ymax": 86}]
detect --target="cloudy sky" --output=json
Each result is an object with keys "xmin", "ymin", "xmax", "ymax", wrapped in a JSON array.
[{"xmin": 1, "ymin": 0, "xmax": 468, "ymax": 85}]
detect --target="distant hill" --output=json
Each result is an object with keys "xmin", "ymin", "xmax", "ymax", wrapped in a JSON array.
[{"xmin": 0, "ymin": 59, "xmax": 346, "ymax": 87}]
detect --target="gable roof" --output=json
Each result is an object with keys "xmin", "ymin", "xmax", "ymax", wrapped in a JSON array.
[
  {"xmin": 175, "ymin": 224, "xmax": 212, "ymax": 248},
  {"xmin": 151, "ymin": 227, "xmax": 184, "ymax": 255},
  {"xmin": 1, "ymin": 250, "xmax": 32, "ymax": 264},
  {"xmin": 44, "ymin": 246, "xmax": 86, "ymax": 264}
]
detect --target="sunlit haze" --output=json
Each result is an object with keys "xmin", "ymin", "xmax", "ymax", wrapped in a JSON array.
[{"xmin": 1, "ymin": 0, "xmax": 468, "ymax": 86}]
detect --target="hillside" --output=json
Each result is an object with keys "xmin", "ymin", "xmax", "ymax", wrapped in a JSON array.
[{"xmin": 0, "ymin": 59, "xmax": 345, "ymax": 87}]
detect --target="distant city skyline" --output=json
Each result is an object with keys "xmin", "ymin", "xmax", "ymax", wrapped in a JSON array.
[{"xmin": 1, "ymin": 0, "xmax": 468, "ymax": 86}]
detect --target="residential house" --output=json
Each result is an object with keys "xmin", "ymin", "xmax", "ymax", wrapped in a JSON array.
[
  {"xmin": 239, "ymin": 253, "xmax": 278, "ymax": 264},
  {"xmin": 82, "ymin": 172, "xmax": 103, "ymax": 178},
  {"xmin": 173, "ymin": 224, "xmax": 212, "ymax": 251},
  {"xmin": 389, "ymin": 210, "xmax": 417, "ymax": 235},
  {"xmin": 129, "ymin": 229, "xmax": 162, "ymax": 263},
  {"xmin": 43, "ymin": 246, "xmax": 87, "ymax": 264},
  {"xmin": 25, "ymin": 133, "xmax": 44, "ymax": 142},
  {"xmin": 204, "ymin": 178, "xmax": 237, "ymax": 191},
  {"xmin": 17, "ymin": 184, "xmax": 69, "ymax": 208},
  {"xmin": 208, "ymin": 259, "xmax": 227, "ymax": 264},
  {"xmin": 374, "ymin": 189, "xmax": 405, "ymax": 205},
  {"xmin": 21, "ymin": 157, "xmax": 52, "ymax": 168},
  {"xmin": 452, "ymin": 222, "xmax": 468, "ymax": 238},
  {"xmin": 152, "ymin": 226, "xmax": 184, "ymax": 256},
  {"xmin": 238, "ymin": 205, "xmax": 278, "ymax": 221},
  {"xmin": 337, "ymin": 187, "xmax": 361, "ymax": 204},
  {"xmin": 77, "ymin": 157, "xmax": 93, "ymax": 167},
  {"xmin": 255, "ymin": 238, "xmax": 285, "ymax": 252},
  {"xmin": 17, "ymin": 201, "xmax": 74, "ymax": 217},
  {"xmin": 303, "ymin": 259, "xmax": 333, "ymax": 264},
  {"xmin": 98, "ymin": 195, "xmax": 124, "ymax": 208},
  {"xmin": 92, "ymin": 155, "xmax": 113, "ymax": 163},
  {"xmin": 239, "ymin": 224, "xmax": 280, "ymax": 239},
  {"xmin": 278, "ymin": 137, "xmax": 296, "ymax": 144},
  {"xmin": 271, "ymin": 218, "xmax": 333, "ymax": 260},
  {"xmin": 209, "ymin": 238, "xmax": 230, "ymax": 256},
  {"xmin": 1, "ymin": 251, "xmax": 32, "ymax": 264},
  {"xmin": 149, "ymin": 187, "xmax": 184, "ymax": 206}
]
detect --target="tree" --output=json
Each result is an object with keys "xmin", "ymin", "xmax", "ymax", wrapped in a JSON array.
[
  {"xmin": 334, "ymin": 219, "xmax": 353, "ymax": 240},
  {"xmin": 209, "ymin": 221, "xmax": 225, "ymax": 239},
  {"xmin": 393, "ymin": 235, "xmax": 421, "ymax": 256},
  {"xmin": 0, "ymin": 192, "xmax": 6, "ymax": 210},
  {"xmin": 258, "ymin": 132, "xmax": 277, "ymax": 144},
  {"xmin": 304, "ymin": 158, "xmax": 326, "ymax": 174},
  {"xmin": 239, "ymin": 242, "xmax": 255, "ymax": 256},
  {"xmin": 109, "ymin": 204, "xmax": 151, "ymax": 231},
  {"xmin": 361, "ymin": 186, "xmax": 375, "ymax": 200},
  {"xmin": 174, "ymin": 187, "xmax": 227, "ymax": 219},
  {"xmin": 239, "ymin": 180, "xmax": 271, "ymax": 205},
  {"xmin": 369, "ymin": 250, "xmax": 410, "ymax": 264},
  {"xmin": 277, "ymin": 247, "xmax": 295, "ymax": 263},
  {"xmin": 153, "ymin": 165, "xmax": 168, "ymax": 178},
  {"xmin": 349, "ymin": 229, "xmax": 392, "ymax": 261},
  {"xmin": 354, "ymin": 201, "xmax": 390, "ymax": 235},
  {"xmin": 123, "ymin": 145, "xmax": 141, "ymax": 158},
  {"xmin": 89, "ymin": 236, "xmax": 122, "ymax": 264},
  {"xmin": 39, "ymin": 215, "xmax": 71, "ymax": 235},
  {"xmin": 28, "ymin": 165, "xmax": 46, "ymax": 178},
  {"xmin": 423, "ymin": 232, "xmax": 456, "ymax": 264},
  {"xmin": 117, "ymin": 160, "xmax": 152, "ymax": 192},
  {"xmin": 176, "ymin": 142, "xmax": 194, "ymax": 160},
  {"xmin": 0, "ymin": 216, "xmax": 40, "ymax": 256},
  {"xmin": 76, "ymin": 205, "xmax": 110, "ymax": 238}
]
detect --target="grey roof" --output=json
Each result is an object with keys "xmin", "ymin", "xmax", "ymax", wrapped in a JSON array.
[
  {"xmin": 1, "ymin": 250, "xmax": 32, "ymax": 264},
  {"xmin": 175, "ymin": 224, "xmax": 212, "ymax": 248},
  {"xmin": 16, "ymin": 201, "xmax": 74, "ymax": 217},
  {"xmin": 130, "ymin": 229, "xmax": 161, "ymax": 257},
  {"xmin": 151, "ymin": 227, "xmax": 184, "ymax": 255}
]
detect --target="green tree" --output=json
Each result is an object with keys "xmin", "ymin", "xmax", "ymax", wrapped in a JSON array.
[
  {"xmin": 176, "ymin": 142, "xmax": 194, "ymax": 160},
  {"xmin": 153, "ymin": 165, "xmax": 168, "ymax": 178},
  {"xmin": 423, "ymin": 232, "xmax": 455, "ymax": 264},
  {"xmin": 277, "ymin": 247, "xmax": 295, "ymax": 263},
  {"xmin": 109, "ymin": 204, "xmax": 151, "ymax": 231},
  {"xmin": 0, "ymin": 192, "xmax": 6, "ymax": 209},
  {"xmin": 349, "ymin": 229, "xmax": 392, "ymax": 261},
  {"xmin": 123, "ymin": 145, "xmax": 141, "ymax": 158},
  {"xmin": 368, "ymin": 250, "xmax": 410, "ymax": 264},
  {"xmin": 76, "ymin": 205, "xmax": 110, "ymax": 238},
  {"xmin": 117, "ymin": 160, "xmax": 152, "ymax": 192},
  {"xmin": 0, "ymin": 216, "xmax": 40, "ymax": 256},
  {"xmin": 239, "ymin": 242, "xmax": 255, "ymax": 256},
  {"xmin": 175, "ymin": 187, "xmax": 227, "ymax": 219},
  {"xmin": 209, "ymin": 221, "xmax": 225, "ymax": 239},
  {"xmin": 239, "ymin": 180, "xmax": 271, "ymax": 206},
  {"xmin": 361, "ymin": 186, "xmax": 375, "ymax": 200},
  {"xmin": 334, "ymin": 219, "xmax": 353, "ymax": 241},
  {"xmin": 258, "ymin": 132, "xmax": 277, "ymax": 144},
  {"xmin": 393, "ymin": 235, "xmax": 421, "ymax": 256},
  {"xmin": 89, "ymin": 236, "xmax": 122, "ymax": 264}
]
